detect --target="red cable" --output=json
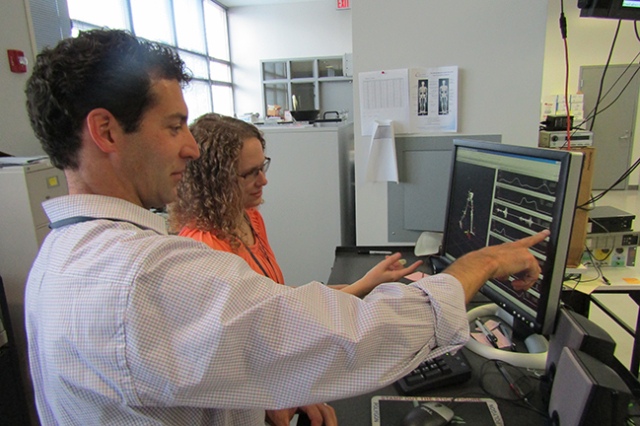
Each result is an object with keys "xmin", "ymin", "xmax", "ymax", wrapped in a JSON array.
[{"xmin": 564, "ymin": 36, "xmax": 572, "ymax": 150}]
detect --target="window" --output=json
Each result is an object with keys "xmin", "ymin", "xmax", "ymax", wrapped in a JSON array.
[
  {"xmin": 260, "ymin": 56, "xmax": 352, "ymax": 119},
  {"xmin": 66, "ymin": 0, "xmax": 233, "ymax": 121}
]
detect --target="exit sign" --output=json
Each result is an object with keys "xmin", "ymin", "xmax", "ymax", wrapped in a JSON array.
[{"xmin": 337, "ymin": 0, "xmax": 350, "ymax": 9}]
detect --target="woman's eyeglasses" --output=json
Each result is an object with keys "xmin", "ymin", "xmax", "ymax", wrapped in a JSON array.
[{"xmin": 239, "ymin": 157, "xmax": 271, "ymax": 180}]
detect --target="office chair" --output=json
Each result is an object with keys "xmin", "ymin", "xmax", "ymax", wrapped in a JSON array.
[{"xmin": 0, "ymin": 275, "xmax": 31, "ymax": 424}]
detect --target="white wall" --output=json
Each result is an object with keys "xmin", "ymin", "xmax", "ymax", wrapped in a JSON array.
[
  {"xmin": 352, "ymin": 0, "xmax": 549, "ymax": 245},
  {"xmin": 227, "ymin": 0, "xmax": 352, "ymax": 117},
  {"xmin": 541, "ymin": 3, "xmax": 640, "ymax": 187},
  {"xmin": 0, "ymin": 0, "xmax": 43, "ymax": 157}
]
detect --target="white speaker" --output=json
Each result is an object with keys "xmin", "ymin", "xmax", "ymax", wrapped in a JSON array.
[{"xmin": 548, "ymin": 347, "xmax": 631, "ymax": 426}]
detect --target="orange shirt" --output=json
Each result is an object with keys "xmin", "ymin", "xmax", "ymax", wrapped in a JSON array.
[{"xmin": 179, "ymin": 208, "xmax": 285, "ymax": 284}]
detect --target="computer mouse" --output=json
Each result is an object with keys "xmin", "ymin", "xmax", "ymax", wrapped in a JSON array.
[{"xmin": 400, "ymin": 402, "xmax": 455, "ymax": 426}]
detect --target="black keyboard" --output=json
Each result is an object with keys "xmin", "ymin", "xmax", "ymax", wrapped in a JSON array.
[{"xmin": 395, "ymin": 350, "xmax": 472, "ymax": 395}]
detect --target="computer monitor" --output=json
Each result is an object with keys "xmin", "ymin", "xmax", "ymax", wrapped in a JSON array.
[
  {"xmin": 439, "ymin": 140, "xmax": 584, "ymax": 366},
  {"xmin": 579, "ymin": 0, "xmax": 640, "ymax": 20}
]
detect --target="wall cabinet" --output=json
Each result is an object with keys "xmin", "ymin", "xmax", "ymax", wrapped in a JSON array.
[{"xmin": 261, "ymin": 55, "xmax": 353, "ymax": 118}]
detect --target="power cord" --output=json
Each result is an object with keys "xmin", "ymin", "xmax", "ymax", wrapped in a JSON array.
[
  {"xmin": 478, "ymin": 359, "xmax": 548, "ymax": 418},
  {"xmin": 583, "ymin": 245, "xmax": 612, "ymax": 284},
  {"xmin": 577, "ymin": 156, "xmax": 640, "ymax": 209},
  {"xmin": 559, "ymin": 1, "xmax": 572, "ymax": 149},
  {"xmin": 590, "ymin": 19, "xmax": 622, "ymax": 133},
  {"xmin": 571, "ymin": 21, "xmax": 640, "ymax": 134}
]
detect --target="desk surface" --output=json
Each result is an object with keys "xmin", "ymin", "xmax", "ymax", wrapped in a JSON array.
[
  {"xmin": 326, "ymin": 348, "xmax": 549, "ymax": 426},
  {"xmin": 327, "ymin": 246, "xmax": 551, "ymax": 426}
]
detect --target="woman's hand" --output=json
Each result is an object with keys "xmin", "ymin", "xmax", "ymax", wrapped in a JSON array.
[{"xmin": 341, "ymin": 252, "xmax": 423, "ymax": 297}]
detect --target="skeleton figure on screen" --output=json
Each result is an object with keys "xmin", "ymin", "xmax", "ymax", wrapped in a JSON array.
[{"xmin": 459, "ymin": 190, "xmax": 475, "ymax": 238}]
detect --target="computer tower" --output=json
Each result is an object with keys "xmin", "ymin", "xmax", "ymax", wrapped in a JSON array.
[{"xmin": 548, "ymin": 347, "xmax": 631, "ymax": 426}]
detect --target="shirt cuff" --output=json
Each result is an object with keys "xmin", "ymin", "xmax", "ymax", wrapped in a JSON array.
[{"xmin": 415, "ymin": 273, "xmax": 470, "ymax": 352}]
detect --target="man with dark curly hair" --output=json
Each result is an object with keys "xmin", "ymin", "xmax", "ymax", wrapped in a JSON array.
[{"xmin": 24, "ymin": 29, "xmax": 547, "ymax": 425}]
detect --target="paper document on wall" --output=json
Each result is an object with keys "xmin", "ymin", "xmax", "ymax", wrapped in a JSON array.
[
  {"xmin": 365, "ymin": 120, "xmax": 398, "ymax": 182},
  {"xmin": 359, "ymin": 66, "xmax": 459, "ymax": 136},
  {"xmin": 359, "ymin": 69, "xmax": 410, "ymax": 136},
  {"xmin": 409, "ymin": 66, "xmax": 458, "ymax": 132}
]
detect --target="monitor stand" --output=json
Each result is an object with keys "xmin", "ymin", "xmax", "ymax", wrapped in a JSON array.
[{"xmin": 465, "ymin": 303, "xmax": 549, "ymax": 370}]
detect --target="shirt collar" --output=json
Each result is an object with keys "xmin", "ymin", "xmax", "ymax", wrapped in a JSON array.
[{"xmin": 43, "ymin": 194, "xmax": 169, "ymax": 235}]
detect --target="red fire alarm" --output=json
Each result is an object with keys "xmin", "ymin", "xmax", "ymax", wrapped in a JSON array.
[
  {"xmin": 337, "ymin": 0, "xmax": 350, "ymax": 10},
  {"xmin": 7, "ymin": 49, "xmax": 27, "ymax": 73}
]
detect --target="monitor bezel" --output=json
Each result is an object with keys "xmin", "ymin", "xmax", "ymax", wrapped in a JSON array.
[
  {"xmin": 611, "ymin": 0, "xmax": 640, "ymax": 19},
  {"xmin": 440, "ymin": 139, "xmax": 583, "ymax": 337}
]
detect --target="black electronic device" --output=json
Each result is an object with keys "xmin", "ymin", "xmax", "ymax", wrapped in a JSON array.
[
  {"xmin": 588, "ymin": 205, "xmax": 635, "ymax": 234},
  {"xmin": 395, "ymin": 351, "xmax": 472, "ymax": 395},
  {"xmin": 548, "ymin": 347, "xmax": 631, "ymax": 426},
  {"xmin": 546, "ymin": 307, "xmax": 616, "ymax": 379},
  {"xmin": 542, "ymin": 114, "xmax": 574, "ymax": 131},
  {"xmin": 578, "ymin": 0, "xmax": 640, "ymax": 20},
  {"xmin": 543, "ymin": 307, "xmax": 640, "ymax": 406}
]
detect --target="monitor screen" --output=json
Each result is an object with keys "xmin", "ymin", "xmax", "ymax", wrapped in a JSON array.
[
  {"xmin": 579, "ymin": 0, "xmax": 640, "ymax": 20},
  {"xmin": 440, "ymin": 140, "xmax": 584, "ymax": 337}
]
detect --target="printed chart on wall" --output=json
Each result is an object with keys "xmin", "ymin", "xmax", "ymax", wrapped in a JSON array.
[
  {"xmin": 359, "ymin": 66, "xmax": 458, "ymax": 136},
  {"xmin": 359, "ymin": 69, "xmax": 411, "ymax": 135},
  {"xmin": 410, "ymin": 66, "xmax": 458, "ymax": 133},
  {"xmin": 371, "ymin": 396, "xmax": 504, "ymax": 426}
]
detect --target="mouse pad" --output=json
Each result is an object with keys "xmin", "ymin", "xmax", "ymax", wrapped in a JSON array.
[{"xmin": 371, "ymin": 396, "xmax": 503, "ymax": 426}]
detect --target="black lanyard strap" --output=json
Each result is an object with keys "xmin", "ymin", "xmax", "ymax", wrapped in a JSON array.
[
  {"xmin": 49, "ymin": 216, "xmax": 100, "ymax": 229},
  {"xmin": 49, "ymin": 216, "xmax": 154, "ymax": 232}
]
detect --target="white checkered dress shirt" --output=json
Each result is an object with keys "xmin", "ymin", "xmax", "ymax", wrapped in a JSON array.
[{"xmin": 25, "ymin": 194, "xmax": 469, "ymax": 425}]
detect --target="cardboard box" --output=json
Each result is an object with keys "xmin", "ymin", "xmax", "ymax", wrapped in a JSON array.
[{"xmin": 566, "ymin": 147, "xmax": 595, "ymax": 268}]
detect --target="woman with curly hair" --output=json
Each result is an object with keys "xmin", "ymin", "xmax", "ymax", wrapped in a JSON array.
[
  {"xmin": 170, "ymin": 113, "xmax": 421, "ymax": 292},
  {"xmin": 170, "ymin": 113, "xmax": 285, "ymax": 283}
]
